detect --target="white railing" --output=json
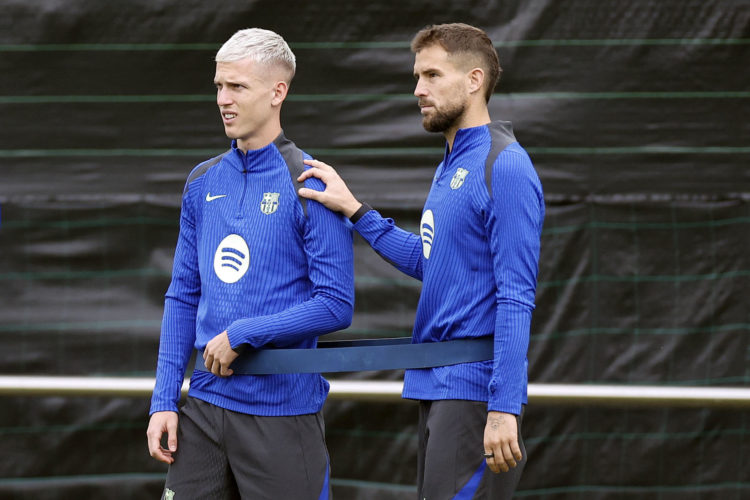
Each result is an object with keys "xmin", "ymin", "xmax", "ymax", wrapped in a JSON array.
[{"xmin": 0, "ymin": 376, "xmax": 749, "ymax": 407}]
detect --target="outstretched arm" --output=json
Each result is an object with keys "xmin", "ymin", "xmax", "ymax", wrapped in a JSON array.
[{"xmin": 299, "ymin": 158, "xmax": 425, "ymax": 280}]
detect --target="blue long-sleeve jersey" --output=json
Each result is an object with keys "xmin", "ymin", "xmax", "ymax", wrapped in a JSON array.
[
  {"xmin": 354, "ymin": 121, "xmax": 544, "ymax": 414},
  {"xmin": 149, "ymin": 131, "xmax": 354, "ymax": 417}
]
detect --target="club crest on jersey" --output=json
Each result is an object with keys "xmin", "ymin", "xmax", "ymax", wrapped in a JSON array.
[
  {"xmin": 260, "ymin": 192, "xmax": 280, "ymax": 215},
  {"xmin": 450, "ymin": 168, "xmax": 469, "ymax": 190}
]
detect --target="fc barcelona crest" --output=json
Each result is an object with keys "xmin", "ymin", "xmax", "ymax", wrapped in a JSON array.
[
  {"xmin": 260, "ymin": 192, "xmax": 280, "ymax": 214},
  {"xmin": 450, "ymin": 168, "xmax": 469, "ymax": 190}
]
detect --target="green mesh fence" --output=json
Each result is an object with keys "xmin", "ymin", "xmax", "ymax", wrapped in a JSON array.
[{"xmin": 1, "ymin": 0, "xmax": 748, "ymax": 498}]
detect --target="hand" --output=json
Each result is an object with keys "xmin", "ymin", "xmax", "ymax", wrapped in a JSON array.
[
  {"xmin": 483, "ymin": 411, "xmax": 523, "ymax": 473},
  {"xmin": 298, "ymin": 159, "xmax": 362, "ymax": 218},
  {"xmin": 146, "ymin": 411, "xmax": 178, "ymax": 464},
  {"xmin": 203, "ymin": 331, "xmax": 238, "ymax": 377}
]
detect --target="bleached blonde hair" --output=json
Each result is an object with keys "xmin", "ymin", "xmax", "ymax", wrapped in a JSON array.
[{"xmin": 215, "ymin": 28, "xmax": 296, "ymax": 83}]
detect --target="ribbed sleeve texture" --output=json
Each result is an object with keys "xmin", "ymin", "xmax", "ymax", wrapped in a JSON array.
[
  {"xmin": 486, "ymin": 145, "xmax": 544, "ymax": 412},
  {"xmin": 150, "ymin": 179, "xmax": 203, "ymax": 414},
  {"xmin": 150, "ymin": 136, "xmax": 354, "ymax": 416},
  {"xmin": 354, "ymin": 122, "xmax": 544, "ymax": 415},
  {"xmin": 353, "ymin": 210, "xmax": 424, "ymax": 280}
]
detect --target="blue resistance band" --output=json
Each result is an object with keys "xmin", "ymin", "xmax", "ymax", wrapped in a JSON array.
[{"xmin": 194, "ymin": 336, "xmax": 493, "ymax": 374}]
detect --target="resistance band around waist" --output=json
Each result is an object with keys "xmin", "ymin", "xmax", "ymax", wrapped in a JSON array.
[{"xmin": 194, "ymin": 336, "xmax": 494, "ymax": 375}]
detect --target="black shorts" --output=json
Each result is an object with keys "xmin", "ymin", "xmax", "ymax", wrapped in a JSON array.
[
  {"xmin": 417, "ymin": 400, "xmax": 526, "ymax": 500},
  {"xmin": 161, "ymin": 397, "xmax": 331, "ymax": 500}
]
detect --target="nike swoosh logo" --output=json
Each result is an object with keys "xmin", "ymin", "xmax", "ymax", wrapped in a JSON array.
[{"xmin": 206, "ymin": 193, "xmax": 227, "ymax": 202}]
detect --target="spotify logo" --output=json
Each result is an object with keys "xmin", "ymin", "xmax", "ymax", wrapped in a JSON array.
[
  {"xmin": 213, "ymin": 234, "xmax": 250, "ymax": 283},
  {"xmin": 420, "ymin": 209, "xmax": 435, "ymax": 259}
]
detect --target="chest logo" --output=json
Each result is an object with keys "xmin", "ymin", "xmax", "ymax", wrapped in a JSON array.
[
  {"xmin": 214, "ymin": 234, "xmax": 250, "ymax": 283},
  {"xmin": 260, "ymin": 192, "xmax": 280, "ymax": 215},
  {"xmin": 420, "ymin": 210, "xmax": 435, "ymax": 259},
  {"xmin": 206, "ymin": 193, "xmax": 227, "ymax": 202},
  {"xmin": 450, "ymin": 168, "xmax": 469, "ymax": 190}
]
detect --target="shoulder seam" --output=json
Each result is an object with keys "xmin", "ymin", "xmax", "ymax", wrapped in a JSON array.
[
  {"xmin": 185, "ymin": 150, "xmax": 231, "ymax": 193},
  {"xmin": 484, "ymin": 123, "xmax": 517, "ymax": 199},
  {"xmin": 274, "ymin": 133, "xmax": 309, "ymax": 217}
]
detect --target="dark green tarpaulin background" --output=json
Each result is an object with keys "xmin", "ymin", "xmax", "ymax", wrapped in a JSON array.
[{"xmin": 1, "ymin": 0, "xmax": 748, "ymax": 498}]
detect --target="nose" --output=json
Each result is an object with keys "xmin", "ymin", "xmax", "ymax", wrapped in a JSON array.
[
  {"xmin": 217, "ymin": 87, "xmax": 232, "ymax": 106},
  {"xmin": 414, "ymin": 78, "xmax": 427, "ymax": 98}
]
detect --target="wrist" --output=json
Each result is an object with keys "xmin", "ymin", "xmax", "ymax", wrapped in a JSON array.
[{"xmin": 343, "ymin": 199, "xmax": 362, "ymax": 219}]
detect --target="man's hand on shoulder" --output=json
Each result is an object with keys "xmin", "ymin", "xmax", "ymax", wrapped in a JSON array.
[{"xmin": 298, "ymin": 159, "xmax": 362, "ymax": 218}]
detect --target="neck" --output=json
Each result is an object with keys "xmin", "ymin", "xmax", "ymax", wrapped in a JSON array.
[
  {"xmin": 236, "ymin": 120, "xmax": 282, "ymax": 153},
  {"xmin": 444, "ymin": 103, "xmax": 491, "ymax": 151}
]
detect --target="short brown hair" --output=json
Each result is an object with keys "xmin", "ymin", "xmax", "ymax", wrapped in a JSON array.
[{"xmin": 411, "ymin": 23, "xmax": 501, "ymax": 102}]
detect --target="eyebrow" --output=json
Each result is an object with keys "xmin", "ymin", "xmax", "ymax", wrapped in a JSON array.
[
  {"xmin": 414, "ymin": 66, "xmax": 441, "ymax": 76},
  {"xmin": 214, "ymin": 77, "xmax": 245, "ymax": 86}
]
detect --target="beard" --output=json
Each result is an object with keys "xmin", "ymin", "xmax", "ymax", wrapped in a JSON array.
[{"xmin": 421, "ymin": 98, "xmax": 467, "ymax": 133}]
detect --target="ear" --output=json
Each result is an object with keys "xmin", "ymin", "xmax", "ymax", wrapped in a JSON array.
[
  {"xmin": 270, "ymin": 80, "xmax": 289, "ymax": 106},
  {"xmin": 467, "ymin": 67, "xmax": 485, "ymax": 96}
]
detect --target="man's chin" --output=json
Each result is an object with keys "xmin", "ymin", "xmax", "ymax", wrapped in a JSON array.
[{"xmin": 422, "ymin": 118, "xmax": 447, "ymax": 133}]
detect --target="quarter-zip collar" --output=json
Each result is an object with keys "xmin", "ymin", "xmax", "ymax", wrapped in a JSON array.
[
  {"xmin": 228, "ymin": 130, "xmax": 288, "ymax": 172},
  {"xmin": 435, "ymin": 121, "xmax": 515, "ymax": 183},
  {"xmin": 443, "ymin": 120, "xmax": 515, "ymax": 161},
  {"xmin": 444, "ymin": 122, "xmax": 490, "ymax": 161}
]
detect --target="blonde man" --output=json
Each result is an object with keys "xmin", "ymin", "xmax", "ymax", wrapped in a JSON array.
[{"xmin": 147, "ymin": 28, "xmax": 354, "ymax": 499}]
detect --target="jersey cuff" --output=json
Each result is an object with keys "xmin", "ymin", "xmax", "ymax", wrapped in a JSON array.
[{"xmin": 349, "ymin": 203, "xmax": 373, "ymax": 224}]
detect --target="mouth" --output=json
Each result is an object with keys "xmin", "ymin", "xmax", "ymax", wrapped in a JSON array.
[
  {"xmin": 419, "ymin": 102, "xmax": 434, "ymax": 114},
  {"xmin": 221, "ymin": 112, "xmax": 237, "ymax": 123}
]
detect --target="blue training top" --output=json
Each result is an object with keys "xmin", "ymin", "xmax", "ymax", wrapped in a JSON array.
[
  {"xmin": 354, "ymin": 121, "xmax": 544, "ymax": 415},
  {"xmin": 150, "ymin": 131, "xmax": 354, "ymax": 417}
]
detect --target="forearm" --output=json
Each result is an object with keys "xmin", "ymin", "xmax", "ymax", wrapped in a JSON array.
[
  {"xmin": 353, "ymin": 208, "xmax": 424, "ymax": 280},
  {"xmin": 487, "ymin": 300, "xmax": 532, "ymax": 414},
  {"xmin": 150, "ymin": 298, "xmax": 197, "ymax": 414},
  {"xmin": 226, "ymin": 292, "xmax": 352, "ymax": 349}
]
